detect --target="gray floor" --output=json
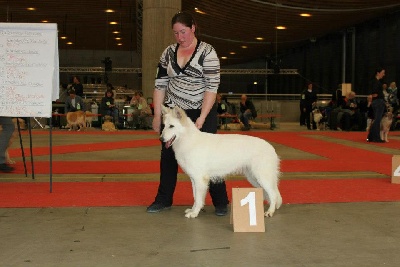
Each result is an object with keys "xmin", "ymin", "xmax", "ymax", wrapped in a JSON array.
[
  {"xmin": 1, "ymin": 203, "xmax": 399, "ymax": 267},
  {"xmin": 1, "ymin": 123, "xmax": 400, "ymax": 267}
]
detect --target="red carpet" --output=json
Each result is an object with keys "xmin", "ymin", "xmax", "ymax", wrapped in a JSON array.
[
  {"xmin": 3, "ymin": 130, "xmax": 400, "ymax": 208},
  {"xmin": 0, "ymin": 179, "xmax": 399, "ymax": 208},
  {"xmin": 9, "ymin": 138, "xmax": 159, "ymax": 157},
  {"xmin": 7, "ymin": 131, "xmax": 397, "ymax": 176},
  {"xmin": 7, "ymin": 158, "xmax": 393, "ymax": 176}
]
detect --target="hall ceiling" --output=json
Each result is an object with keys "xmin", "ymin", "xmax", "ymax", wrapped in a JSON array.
[{"xmin": 1, "ymin": 0, "xmax": 399, "ymax": 66}]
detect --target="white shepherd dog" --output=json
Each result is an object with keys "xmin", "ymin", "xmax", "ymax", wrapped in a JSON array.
[{"xmin": 160, "ymin": 106, "xmax": 282, "ymax": 219}]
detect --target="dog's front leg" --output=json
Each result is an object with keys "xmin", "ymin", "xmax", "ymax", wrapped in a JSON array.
[{"xmin": 185, "ymin": 177, "xmax": 208, "ymax": 218}]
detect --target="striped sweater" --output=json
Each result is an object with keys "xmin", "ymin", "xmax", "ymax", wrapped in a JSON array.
[{"xmin": 155, "ymin": 40, "xmax": 220, "ymax": 109}]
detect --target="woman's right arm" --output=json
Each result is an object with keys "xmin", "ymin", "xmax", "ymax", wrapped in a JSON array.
[
  {"xmin": 153, "ymin": 47, "xmax": 171, "ymax": 132},
  {"xmin": 152, "ymin": 89, "xmax": 165, "ymax": 132}
]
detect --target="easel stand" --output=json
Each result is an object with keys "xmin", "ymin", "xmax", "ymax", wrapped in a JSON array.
[
  {"xmin": 25, "ymin": 117, "xmax": 53, "ymax": 192},
  {"xmin": 16, "ymin": 118, "xmax": 27, "ymax": 177},
  {"xmin": 27, "ymin": 118, "xmax": 35, "ymax": 179}
]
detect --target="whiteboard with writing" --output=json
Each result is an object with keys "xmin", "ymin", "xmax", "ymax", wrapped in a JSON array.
[{"xmin": 0, "ymin": 23, "xmax": 59, "ymax": 117}]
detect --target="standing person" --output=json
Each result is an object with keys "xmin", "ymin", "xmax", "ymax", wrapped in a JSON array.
[
  {"xmin": 147, "ymin": 11, "xmax": 229, "ymax": 216},
  {"xmin": 299, "ymin": 88, "xmax": 307, "ymax": 126},
  {"xmin": 239, "ymin": 94, "xmax": 257, "ymax": 131},
  {"xmin": 0, "ymin": 117, "xmax": 15, "ymax": 173},
  {"xmin": 71, "ymin": 76, "xmax": 84, "ymax": 97},
  {"xmin": 216, "ymin": 93, "xmax": 229, "ymax": 127},
  {"xmin": 304, "ymin": 82, "xmax": 317, "ymax": 130},
  {"xmin": 367, "ymin": 68, "xmax": 386, "ymax": 142}
]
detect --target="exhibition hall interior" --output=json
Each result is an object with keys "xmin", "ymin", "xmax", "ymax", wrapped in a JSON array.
[{"xmin": 1, "ymin": 1, "xmax": 400, "ymax": 266}]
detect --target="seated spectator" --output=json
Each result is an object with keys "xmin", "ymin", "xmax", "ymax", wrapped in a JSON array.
[
  {"xmin": 382, "ymin": 82, "xmax": 389, "ymax": 103},
  {"xmin": 100, "ymin": 89, "xmax": 119, "ymax": 124},
  {"xmin": 216, "ymin": 93, "xmax": 229, "ymax": 127},
  {"xmin": 65, "ymin": 89, "xmax": 85, "ymax": 113},
  {"xmin": 338, "ymin": 91, "xmax": 365, "ymax": 131},
  {"xmin": 57, "ymin": 84, "xmax": 69, "ymax": 103},
  {"xmin": 239, "ymin": 94, "xmax": 257, "ymax": 131},
  {"xmin": 304, "ymin": 82, "xmax": 317, "ymax": 130},
  {"xmin": 130, "ymin": 91, "xmax": 152, "ymax": 129},
  {"xmin": 124, "ymin": 95, "xmax": 132, "ymax": 105},
  {"xmin": 388, "ymin": 82, "xmax": 398, "ymax": 111}
]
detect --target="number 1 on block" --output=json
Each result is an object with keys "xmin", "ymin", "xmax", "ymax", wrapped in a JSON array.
[{"xmin": 240, "ymin": 192, "xmax": 257, "ymax": 226}]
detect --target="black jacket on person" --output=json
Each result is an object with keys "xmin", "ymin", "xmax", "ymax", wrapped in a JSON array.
[
  {"xmin": 304, "ymin": 90, "xmax": 317, "ymax": 111},
  {"xmin": 100, "ymin": 96, "xmax": 115, "ymax": 116},
  {"xmin": 240, "ymin": 100, "xmax": 257, "ymax": 118},
  {"xmin": 217, "ymin": 101, "xmax": 229, "ymax": 114}
]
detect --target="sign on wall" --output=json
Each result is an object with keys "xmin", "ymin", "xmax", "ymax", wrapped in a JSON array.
[{"xmin": 0, "ymin": 23, "xmax": 59, "ymax": 117}]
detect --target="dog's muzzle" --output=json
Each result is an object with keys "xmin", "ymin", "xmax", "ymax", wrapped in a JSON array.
[{"xmin": 161, "ymin": 135, "xmax": 176, "ymax": 149}]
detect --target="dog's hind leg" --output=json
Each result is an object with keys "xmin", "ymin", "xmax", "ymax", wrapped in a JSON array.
[
  {"xmin": 259, "ymin": 179, "xmax": 280, "ymax": 217},
  {"xmin": 245, "ymin": 167, "xmax": 281, "ymax": 217},
  {"xmin": 185, "ymin": 176, "xmax": 209, "ymax": 218},
  {"xmin": 254, "ymin": 166, "xmax": 282, "ymax": 217}
]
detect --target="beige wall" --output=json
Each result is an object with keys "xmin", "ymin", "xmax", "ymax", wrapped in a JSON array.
[{"xmin": 141, "ymin": 0, "xmax": 181, "ymax": 99}]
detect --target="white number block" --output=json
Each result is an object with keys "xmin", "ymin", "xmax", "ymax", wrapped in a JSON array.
[
  {"xmin": 231, "ymin": 188, "xmax": 265, "ymax": 232},
  {"xmin": 392, "ymin": 155, "xmax": 400, "ymax": 184}
]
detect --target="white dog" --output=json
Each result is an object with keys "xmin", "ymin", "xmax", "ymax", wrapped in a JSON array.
[
  {"xmin": 312, "ymin": 109, "xmax": 325, "ymax": 131},
  {"xmin": 160, "ymin": 106, "xmax": 282, "ymax": 218},
  {"xmin": 85, "ymin": 111, "xmax": 94, "ymax": 128}
]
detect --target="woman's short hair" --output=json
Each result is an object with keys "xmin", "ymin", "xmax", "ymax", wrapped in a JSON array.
[{"xmin": 171, "ymin": 12, "xmax": 196, "ymax": 30}]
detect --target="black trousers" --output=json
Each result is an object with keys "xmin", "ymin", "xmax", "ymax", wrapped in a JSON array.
[
  {"xmin": 305, "ymin": 107, "xmax": 316, "ymax": 129},
  {"xmin": 154, "ymin": 107, "xmax": 229, "ymax": 207},
  {"xmin": 367, "ymin": 99, "xmax": 386, "ymax": 141}
]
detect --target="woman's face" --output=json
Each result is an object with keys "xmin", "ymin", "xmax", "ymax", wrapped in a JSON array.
[
  {"xmin": 106, "ymin": 92, "xmax": 112, "ymax": 97},
  {"xmin": 173, "ymin": 22, "xmax": 195, "ymax": 48},
  {"xmin": 377, "ymin": 70, "xmax": 385, "ymax": 79}
]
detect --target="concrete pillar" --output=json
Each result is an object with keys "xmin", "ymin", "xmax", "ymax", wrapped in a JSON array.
[{"xmin": 142, "ymin": 0, "xmax": 181, "ymax": 99}]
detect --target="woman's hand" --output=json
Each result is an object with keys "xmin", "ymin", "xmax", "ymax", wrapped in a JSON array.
[{"xmin": 195, "ymin": 116, "xmax": 205, "ymax": 129}]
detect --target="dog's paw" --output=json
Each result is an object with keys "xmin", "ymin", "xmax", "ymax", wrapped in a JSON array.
[
  {"xmin": 184, "ymin": 208, "xmax": 200, "ymax": 218},
  {"xmin": 185, "ymin": 211, "xmax": 199, "ymax": 218},
  {"xmin": 264, "ymin": 210, "xmax": 275, "ymax": 217},
  {"xmin": 185, "ymin": 208, "xmax": 192, "ymax": 214}
]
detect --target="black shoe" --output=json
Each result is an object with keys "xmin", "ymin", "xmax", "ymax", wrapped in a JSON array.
[
  {"xmin": 0, "ymin": 163, "xmax": 15, "ymax": 173},
  {"xmin": 146, "ymin": 202, "xmax": 171, "ymax": 213},
  {"xmin": 215, "ymin": 205, "xmax": 228, "ymax": 216},
  {"xmin": 367, "ymin": 138, "xmax": 385, "ymax": 143}
]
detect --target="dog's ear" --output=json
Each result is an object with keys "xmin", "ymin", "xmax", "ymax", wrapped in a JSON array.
[{"xmin": 173, "ymin": 106, "xmax": 187, "ymax": 121}]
